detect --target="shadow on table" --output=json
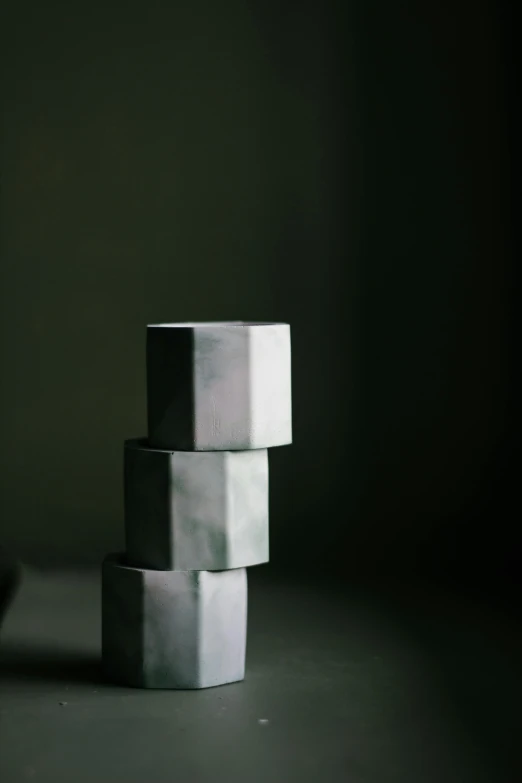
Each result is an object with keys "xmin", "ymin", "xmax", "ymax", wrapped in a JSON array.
[{"xmin": 0, "ymin": 640, "xmax": 102, "ymax": 686}]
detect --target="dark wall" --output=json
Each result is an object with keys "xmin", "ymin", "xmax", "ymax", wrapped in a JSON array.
[
  {"xmin": 334, "ymin": 0, "xmax": 518, "ymax": 585},
  {"xmin": 0, "ymin": 1, "xmax": 516, "ymax": 581}
]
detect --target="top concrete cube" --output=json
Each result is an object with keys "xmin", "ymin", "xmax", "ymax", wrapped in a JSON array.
[{"xmin": 147, "ymin": 322, "xmax": 292, "ymax": 451}]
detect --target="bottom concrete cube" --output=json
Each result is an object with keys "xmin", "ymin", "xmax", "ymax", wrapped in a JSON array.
[{"xmin": 102, "ymin": 554, "xmax": 247, "ymax": 689}]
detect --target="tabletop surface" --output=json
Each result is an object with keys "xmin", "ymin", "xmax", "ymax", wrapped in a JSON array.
[{"xmin": 0, "ymin": 567, "xmax": 520, "ymax": 783}]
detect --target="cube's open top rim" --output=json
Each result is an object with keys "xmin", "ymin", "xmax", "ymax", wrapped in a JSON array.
[{"xmin": 147, "ymin": 321, "xmax": 288, "ymax": 328}]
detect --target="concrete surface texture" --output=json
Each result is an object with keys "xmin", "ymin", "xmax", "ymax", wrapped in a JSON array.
[
  {"xmin": 146, "ymin": 322, "xmax": 292, "ymax": 451},
  {"xmin": 101, "ymin": 555, "xmax": 247, "ymax": 689},
  {"xmin": 124, "ymin": 440, "xmax": 269, "ymax": 571}
]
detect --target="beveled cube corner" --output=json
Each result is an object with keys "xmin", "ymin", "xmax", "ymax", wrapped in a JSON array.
[
  {"xmin": 124, "ymin": 439, "xmax": 269, "ymax": 571},
  {"xmin": 102, "ymin": 554, "xmax": 248, "ymax": 689},
  {"xmin": 146, "ymin": 321, "xmax": 292, "ymax": 451}
]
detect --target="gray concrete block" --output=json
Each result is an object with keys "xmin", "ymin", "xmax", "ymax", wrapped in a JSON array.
[
  {"xmin": 146, "ymin": 321, "xmax": 292, "ymax": 450},
  {"xmin": 102, "ymin": 554, "xmax": 247, "ymax": 689},
  {"xmin": 124, "ymin": 439, "xmax": 269, "ymax": 571}
]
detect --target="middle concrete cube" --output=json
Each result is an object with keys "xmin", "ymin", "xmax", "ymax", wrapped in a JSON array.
[{"xmin": 124, "ymin": 439, "xmax": 269, "ymax": 571}]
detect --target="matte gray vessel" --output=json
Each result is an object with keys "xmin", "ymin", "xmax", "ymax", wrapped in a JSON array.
[
  {"xmin": 102, "ymin": 554, "xmax": 248, "ymax": 689},
  {"xmin": 147, "ymin": 321, "xmax": 292, "ymax": 451},
  {"xmin": 124, "ymin": 439, "xmax": 269, "ymax": 571}
]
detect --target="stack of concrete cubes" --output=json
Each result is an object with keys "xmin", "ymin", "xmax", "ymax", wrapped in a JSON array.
[{"xmin": 102, "ymin": 322, "xmax": 292, "ymax": 689}]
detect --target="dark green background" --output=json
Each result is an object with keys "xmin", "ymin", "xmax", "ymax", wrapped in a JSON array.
[{"xmin": 0, "ymin": 1, "xmax": 517, "ymax": 579}]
